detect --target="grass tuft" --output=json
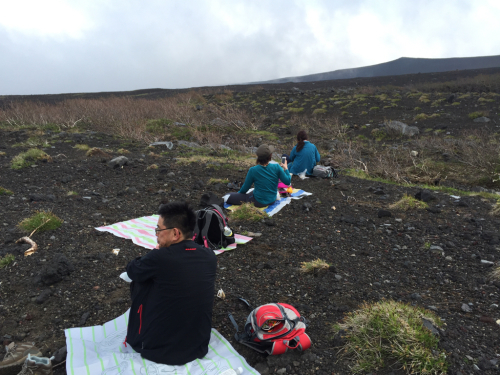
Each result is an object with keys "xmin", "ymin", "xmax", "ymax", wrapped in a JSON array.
[
  {"xmin": 0, "ymin": 186, "xmax": 14, "ymax": 195},
  {"xmin": 11, "ymin": 148, "xmax": 51, "ymax": 169},
  {"xmin": 74, "ymin": 144, "xmax": 91, "ymax": 151},
  {"xmin": 300, "ymin": 259, "xmax": 330, "ymax": 274},
  {"xmin": 18, "ymin": 210, "xmax": 63, "ymax": 233},
  {"xmin": 146, "ymin": 164, "xmax": 159, "ymax": 170},
  {"xmin": 334, "ymin": 300, "xmax": 447, "ymax": 374},
  {"xmin": 0, "ymin": 254, "xmax": 15, "ymax": 269},
  {"xmin": 389, "ymin": 194, "xmax": 429, "ymax": 210},
  {"xmin": 208, "ymin": 178, "xmax": 230, "ymax": 184},
  {"xmin": 491, "ymin": 202, "xmax": 500, "ymax": 217},
  {"xmin": 468, "ymin": 111, "xmax": 485, "ymax": 120},
  {"xmin": 490, "ymin": 266, "xmax": 500, "ymax": 281},
  {"xmin": 229, "ymin": 203, "xmax": 267, "ymax": 222},
  {"xmin": 117, "ymin": 148, "xmax": 130, "ymax": 154},
  {"xmin": 86, "ymin": 147, "xmax": 110, "ymax": 158}
]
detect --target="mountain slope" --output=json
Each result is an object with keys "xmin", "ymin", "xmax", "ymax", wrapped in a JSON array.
[{"xmin": 261, "ymin": 55, "xmax": 500, "ymax": 84}]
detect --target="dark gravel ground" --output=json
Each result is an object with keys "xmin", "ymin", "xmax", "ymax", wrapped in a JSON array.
[{"xmin": 1, "ymin": 126, "xmax": 500, "ymax": 375}]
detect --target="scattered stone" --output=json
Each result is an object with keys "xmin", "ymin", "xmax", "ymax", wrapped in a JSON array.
[
  {"xmin": 385, "ymin": 120, "xmax": 420, "ymax": 136},
  {"xmin": 108, "ymin": 156, "xmax": 129, "ymax": 168},
  {"xmin": 79, "ymin": 312, "xmax": 91, "ymax": 326},
  {"xmin": 39, "ymin": 254, "xmax": 75, "ymax": 286},
  {"xmin": 52, "ymin": 346, "xmax": 67, "ymax": 364},
  {"xmin": 410, "ymin": 293, "xmax": 421, "ymax": 300},
  {"xmin": 481, "ymin": 259, "xmax": 494, "ymax": 266},
  {"xmin": 302, "ymin": 202, "xmax": 312, "ymax": 212},
  {"xmin": 149, "ymin": 141, "xmax": 174, "ymax": 150},
  {"xmin": 461, "ymin": 303, "xmax": 472, "ymax": 313},
  {"xmin": 415, "ymin": 189, "xmax": 436, "ymax": 202},
  {"xmin": 254, "ymin": 362, "xmax": 269, "ymax": 375},
  {"xmin": 61, "ymin": 175, "xmax": 73, "ymax": 183},
  {"xmin": 377, "ymin": 210, "xmax": 391, "ymax": 218},
  {"xmin": 473, "ymin": 116, "xmax": 490, "ymax": 123},
  {"xmin": 421, "ymin": 318, "xmax": 439, "ymax": 335},
  {"xmin": 35, "ymin": 289, "xmax": 52, "ymax": 304},
  {"xmin": 29, "ymin": 194, "xmax": 56, "ymax": 202},
  {"xmin": 410, "ymin": 150, "xmax": 418, "ymax": 157}
]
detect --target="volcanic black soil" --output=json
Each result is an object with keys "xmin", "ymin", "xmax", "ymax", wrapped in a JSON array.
[
  {"xmin": 1, "ymin": 68, "xmax": 500, "ymax": 374},
  {"xmin": 0, "ymin": 127, "xmax": 499, "ymax": 375}
]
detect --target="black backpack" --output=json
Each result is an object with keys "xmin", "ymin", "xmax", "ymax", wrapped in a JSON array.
[{"xmin": 193, "ymin": 204, "xmax": 235, "ymax": 250}]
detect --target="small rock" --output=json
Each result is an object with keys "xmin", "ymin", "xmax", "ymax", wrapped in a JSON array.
[
  {"xmin": 377, "ymin": 210, "xmax": 391, "ymax": 218},
  {"xmin": 52, "ymin": 346, "xmax": 67, "ymax": 364},
  {"xmin": 108, "ymin": 156, "xmax": 129, "ymax": 168},
  {"xmin": 415, "ymin": 189, "xmax": 436, "ymax": 202},
  {"xmin": 277, "ymin": 369, "xmax": 286, "ymax": 375},
  {"xmin": 461, "ymin": 303, "xmax": 472, "ymax": 313},
  {"xmin": 35, "ymin": 289, "xmax": 52, "ymax": 304},
  {"xmin": 334, "ymin": 274, "xmax": 342, "ymax": 281},
  {"xmin": 79, "ymin": 312, "xmax": 90, "ymax": 326},
  {"xmin": 481, "ymin": 259, "xmax": 494, "ymax": 265},
  {"xmin": 473, "ymin": 116, "xmax": 490, "ymax": 123}
]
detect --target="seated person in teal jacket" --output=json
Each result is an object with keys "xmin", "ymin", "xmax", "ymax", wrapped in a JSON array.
[
  {"xmin": 284, "ymin": 130, "xmax": 320, "ymax": 175},
  {"xmin": 227, "ymin": 144, "xmax": 291, "ymax": 207}
]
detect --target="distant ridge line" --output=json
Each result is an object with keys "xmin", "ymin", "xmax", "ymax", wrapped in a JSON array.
[{"xmin": 258, "ymin": 55, "xmax": 500, "ymax": 84}]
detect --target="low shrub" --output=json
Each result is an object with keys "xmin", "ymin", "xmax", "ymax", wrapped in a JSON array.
[
  {"xmin": 334, "ymin": 300, "xmax": 447, "ymax": 374},
  {"xmin": 0, "ymin": 186, "xmax": 14, "ymax": 195},
  {"xmin": 389, "ymin": 194, "xmax": 429, "ymax": 210},
  {"xmin": 300, "ymin": 259, "xmax": 330, "ymax": 274},
  {"xmin": 18, "ymin": 210, "xmax": 63, "ymax": 233},
  {"xmin": 0, "ymin": 254, "xmax": 15, "ymax": 269},
  {"xmin": 369, "ymin": 107, "xmax": 379, "ymax": 111},
  {"xmin": 288, "ymin": 107, "xmax": 304, "ymax": 113},
  {"xmin": 468, "ymin": 111, "xmax": 485, "ymax": 120},
  {"xmin": 229, "ymin": 203, "xmax": 267, "ymax": 222},
  {"xmin": 11, "ymin": 148, "xmax": 51, "ymax": 169}
]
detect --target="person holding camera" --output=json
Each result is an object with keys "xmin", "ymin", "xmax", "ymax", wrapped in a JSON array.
[
  {"xmin": 125, "ymin": 201, "xmax": 217, "ymax": 366},
  {"xmin": 283, "ymin": 130, "xmax": 320, "ymax": 176},
  {"xmin": 226, "ymin": 144, "xmax": 291, "ymax": 207}
]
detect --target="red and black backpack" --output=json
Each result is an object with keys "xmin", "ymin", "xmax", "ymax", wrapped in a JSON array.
[
  {"xmin": 229, "ymin": 303, "xmax": 311, "ymax": 355},
  {"xmin": 193, "ymin": 204, "xmax": 235, "ymax": 250}
]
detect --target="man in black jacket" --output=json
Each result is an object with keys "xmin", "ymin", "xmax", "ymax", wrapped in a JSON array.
[{"xmin": 125, "ymin": 201, "xmax": 217, "ymax": 365}]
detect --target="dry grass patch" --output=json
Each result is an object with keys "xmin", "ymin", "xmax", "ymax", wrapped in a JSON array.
[
  {"xmin": 18, "ymin": 210, "xmax": 63, "ymax": 233},
  {"xmin": 208, "ymin": 178, "xmax": 230, "ymax": 184},
  {"xmin": 334, "ymin": 300, "xmax": 447, "ymax": 374},
  {"xmin": 300, "ymin": 259, "xmax": 330, "ymax": 274},
  {"xmin": 74, "ymin": 144, "xmax": 91, "ymax": 151},
  {"xmin": 229, "ymin": 203, "xmax": 267, "ymax": 222},
  {"xmin": 117, "ymin": 148, "xmax": 130, "ymax": 154},
  {"xmin": 390, "ymin": 194, "xmax": 429, "ymax": 210},
  {"xmin": 491, "ymin": 202, "xmax": 500, "ymax": 217},
  {"xmin": 146, "ymin": 164, "xmax": 159, "ymax": 170},
  {"xmin": 86, "ymin": 147, "xmax": 111, "ymax": 158},
  {"xmin": 11, "ymin": 148, "xmax": 52, "ymax": 169},
  {"xmin": 490, "ymin": 266, "xmax": 500, "ymax": 281}
]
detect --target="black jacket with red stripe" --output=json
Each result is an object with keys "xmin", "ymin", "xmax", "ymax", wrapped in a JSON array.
[{"xmin": 126, "ymin": 240, "xmax": 217, "ymax": 365}]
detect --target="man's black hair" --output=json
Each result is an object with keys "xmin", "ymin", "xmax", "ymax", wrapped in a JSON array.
[{"xmin": 158, "ymin": 201, "xmax": 196, "ymax": 238}]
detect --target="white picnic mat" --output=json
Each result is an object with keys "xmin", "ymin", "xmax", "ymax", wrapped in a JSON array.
[
  {"xmin": 223, "ymin": 188, "xmax": 312, "ymax": 217},
  {"xmin": 65, "ymin": 309, "xmax": 259, "ymax": 375},
  {"xmin": 95, "ymin": 215, "xmax": 252, "ymax": 255}
]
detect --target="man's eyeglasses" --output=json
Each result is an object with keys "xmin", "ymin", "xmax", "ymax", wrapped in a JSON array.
[{"xmin": 155, "ymin": 227, "xmax": 175, "ymax": 234}]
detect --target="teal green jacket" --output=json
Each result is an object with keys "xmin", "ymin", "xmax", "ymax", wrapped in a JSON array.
[{"xmin": 239, "ymin": 163, "xmax": 291, "ymax": 205}]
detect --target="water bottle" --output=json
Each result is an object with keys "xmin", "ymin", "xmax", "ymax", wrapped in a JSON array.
[
  {"xmin": 223, "ymin": 226, "xmax": 233, "ymax": 237},
  {"xmin": 219, "ymin": 368, "xmax": 243, "ymax": 375}
]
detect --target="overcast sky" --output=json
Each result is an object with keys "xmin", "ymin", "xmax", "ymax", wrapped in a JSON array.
[{"xmin": 1, "ymin": 0, "xmax": 499, "ymax": 95}]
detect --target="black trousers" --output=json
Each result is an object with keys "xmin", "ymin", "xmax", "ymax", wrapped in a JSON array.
[{"xmin": 226, "ymin": 193, "xmax": 268, "ymax": 208}]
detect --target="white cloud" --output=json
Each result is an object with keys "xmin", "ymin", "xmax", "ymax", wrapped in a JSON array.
[
  {"xmin": 0, "ymin": 0, "xmax": 94, "ymax": 39},
  {"xmin": 0, "ymin": 0, "xmax": 499, "ymax": 94}
]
